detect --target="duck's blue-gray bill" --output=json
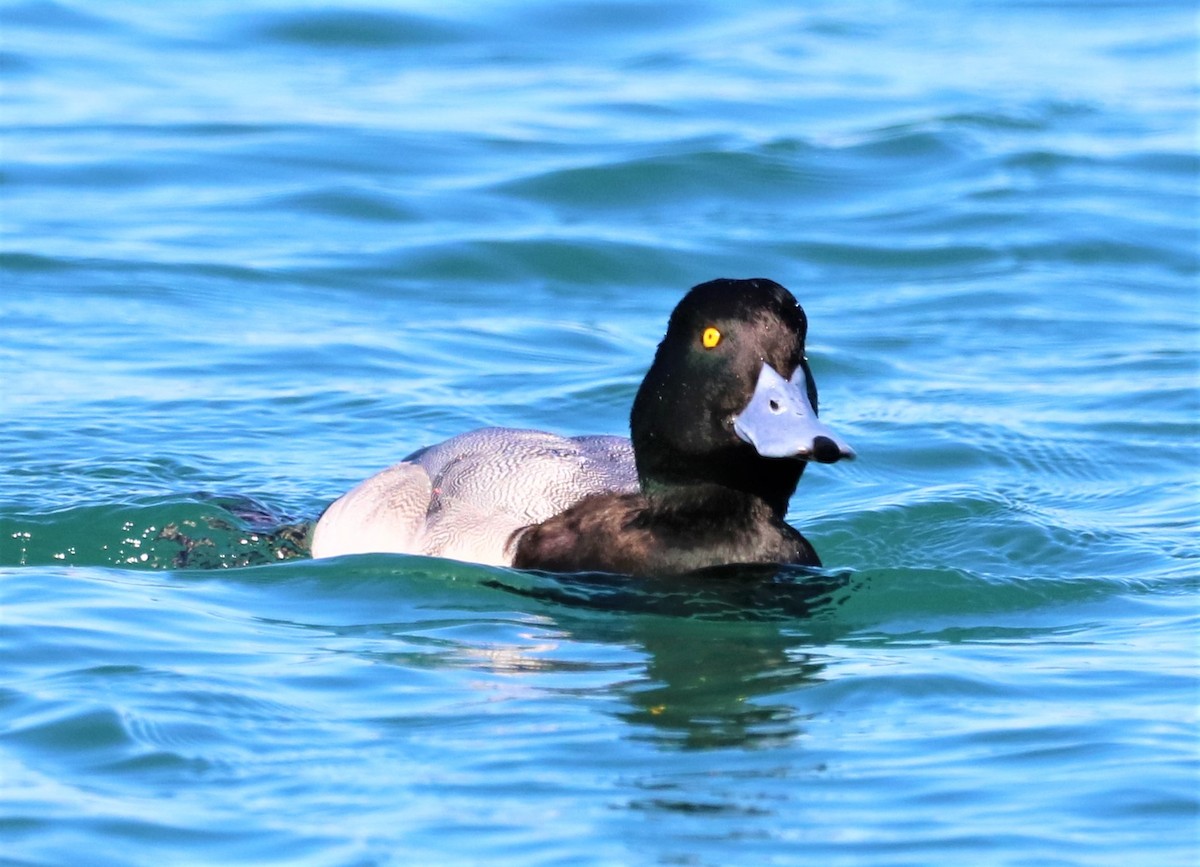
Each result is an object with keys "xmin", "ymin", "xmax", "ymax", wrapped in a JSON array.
[{"xmin": 732, "ymin": 363, "xmax": 856, "ymax": 463}]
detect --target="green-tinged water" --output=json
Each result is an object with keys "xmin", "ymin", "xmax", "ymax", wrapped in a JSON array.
[{"xmin": 2, "ymin": 1, "xmax": 1197, "ymax": 864}]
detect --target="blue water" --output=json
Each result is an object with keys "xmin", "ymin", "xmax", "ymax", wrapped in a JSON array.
[{"xmin": 2, "ymin": 1, "xmax": 1198, "ymax": 864}]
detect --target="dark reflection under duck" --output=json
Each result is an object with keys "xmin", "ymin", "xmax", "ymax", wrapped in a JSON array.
[{"xmin": 481, "ymin": 564, "xmax": 852, "ymax": 749}]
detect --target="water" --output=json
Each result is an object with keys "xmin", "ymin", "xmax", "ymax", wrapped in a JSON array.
[{"xmin": 2, "ymin": 1, "xmax": 1197, "ymax": 864}]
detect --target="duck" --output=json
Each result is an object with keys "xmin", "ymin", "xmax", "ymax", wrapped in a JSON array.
[{"xmin": 310, "ymin": 278, "xmax": 854, "ymax": 575}]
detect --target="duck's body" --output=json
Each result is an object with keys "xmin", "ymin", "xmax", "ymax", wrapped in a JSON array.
[{"xmin": 311, "ymin": 278, "xmax": 854, "ymax": 576}]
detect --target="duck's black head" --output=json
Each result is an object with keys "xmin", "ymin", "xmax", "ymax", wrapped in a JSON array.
[{"xmin": 630, "ymin": 278, "xmax": 853, "ymax": 516}]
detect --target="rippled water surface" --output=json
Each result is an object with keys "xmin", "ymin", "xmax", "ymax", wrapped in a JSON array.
[{"xmin": 2, "ymin": 1, "xmax": 1198, "ymax": 864}]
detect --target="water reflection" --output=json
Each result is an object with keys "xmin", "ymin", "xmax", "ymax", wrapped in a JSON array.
[
  {"xmin": 619, "ymin": 617, "xmax": 827, "ymax": 749},
  {"xmin": 485, "ymin": 567, "xmax": 848, "ymax": 749}
]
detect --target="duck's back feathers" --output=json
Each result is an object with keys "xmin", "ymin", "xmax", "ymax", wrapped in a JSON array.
[{"xmin": 310, "ymin": 428, "xmax": 637, "ymax": 564}]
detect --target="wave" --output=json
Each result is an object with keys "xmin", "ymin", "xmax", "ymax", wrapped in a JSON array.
[
  {"xmin": 1, "ymin": 495, "xmax": 311, "ymax": 571},
  {"xmin": 2, "ymin": 491, "xmax": 1183, "ymax": 634}
]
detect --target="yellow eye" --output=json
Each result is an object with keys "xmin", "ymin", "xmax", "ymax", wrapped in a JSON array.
[{"xmin": 701, "ymin": 326, "xmax": 722, "ymax": 349}]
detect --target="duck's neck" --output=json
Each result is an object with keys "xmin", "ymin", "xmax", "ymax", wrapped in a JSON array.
[
  {"xmin": 634, "ymin": 439, "xmax": 804, "ymax": 517},
  {"xmin": 639, "ymin": 467, "xmax": 797, "ymax": 520}
]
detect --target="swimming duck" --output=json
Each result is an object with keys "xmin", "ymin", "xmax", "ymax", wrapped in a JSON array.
[{"xmin": 310, "ymin": 278, "xmax": 854, "ymax": 575}]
